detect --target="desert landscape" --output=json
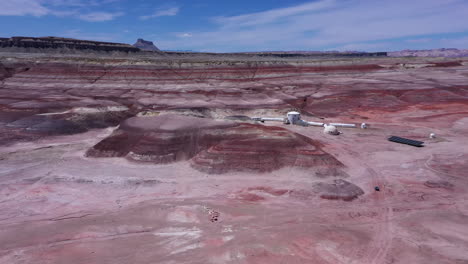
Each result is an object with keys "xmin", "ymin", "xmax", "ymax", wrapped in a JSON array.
[{"xmin": 0, "ymin": 38, "xmax": 468, "ymax": 263}]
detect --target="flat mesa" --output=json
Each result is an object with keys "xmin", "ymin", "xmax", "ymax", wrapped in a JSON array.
[{"xmin": 388, "ymin": 136, "xmax": 424, "ymax": 147}]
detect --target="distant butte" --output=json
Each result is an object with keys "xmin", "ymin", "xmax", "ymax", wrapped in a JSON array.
[{"xmin": 133, "ymin": 38, "xmax": 161, "ymax": 51}]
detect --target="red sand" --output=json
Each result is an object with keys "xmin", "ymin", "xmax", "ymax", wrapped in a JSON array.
[{"xmin": 0, "ymin": 56, "xmax": 468, "ymax": 263}]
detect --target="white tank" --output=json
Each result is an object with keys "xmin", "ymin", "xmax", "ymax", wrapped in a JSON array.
[
  {"xmin": 287, "ymin": 111, "xmax": 301, "ymax": 125},
  {"xmin": 323, "ymin": 125, "xmax": 339, "ymax": 135}
]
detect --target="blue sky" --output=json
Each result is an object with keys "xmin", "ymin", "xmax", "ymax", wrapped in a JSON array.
[{"xmin": 1, "ymin": 0, "xmax": 468, "ymax": 52}]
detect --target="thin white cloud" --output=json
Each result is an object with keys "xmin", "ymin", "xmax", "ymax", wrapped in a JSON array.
[
  {"xmin": 406, "ymin": 38, "xmax": 433, "ymax": 44},
  {"xmin": 0, "ymin": 0, "xmax": 49, "ymax": 16},
  {"xmin": 438, "ymin": 37, "xmax": 468, "ymax": 48},
  {"xmin": 0, "ymin": 0, "xmax": 124, "ymax": 22},
  {"xmin": 177, "ymin": 33, "xmax": 193, "ymax": 38},
  {"xmin": 78, "ymin": 11, "xmax": 123, "ymax": 22},
  {"xmin": 140, "ymin": 7, "xmax": 179, "ymax": 20},
  {"xmin": 42, "ymin": 0, "xmax": 121, "ymax": 7},
  {"xmin": 332, "ymin": 42, "xmax": 393, "ymax": 52},
  {"xmin": 157, "ymin": 0, "xmax": 468, "ymax": 52},
  {"xmin": 62, "ymin": 29, "xmax": 120, "ymax": 42},
  {"xmin": 215, "ymin": 0, "xmax": 336, "ymax": 28}
]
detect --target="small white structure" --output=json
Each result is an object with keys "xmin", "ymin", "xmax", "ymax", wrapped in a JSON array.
[
  {"xmin": 430, "ymin": 133, "xmax": 436, "ymax": 139},
  {"xmin": 287, "ymin": 111, "xmax": 301, "ymax": 125},
  {"xmin": 361, "ymin": 123, "xmax": 368, "ymax": 129},
  {"xmin": 324, "ymin": 125, "xmax": 340, "ymax": 135}
]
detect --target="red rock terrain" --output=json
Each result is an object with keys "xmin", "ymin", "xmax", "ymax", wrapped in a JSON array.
[
  {"xmin": 86, "ymin": 114, "xmax": 343, "ymax": 174},
  {"xmin": 1, "ymin": 53, "xmax": 468, "ymax": 263}
]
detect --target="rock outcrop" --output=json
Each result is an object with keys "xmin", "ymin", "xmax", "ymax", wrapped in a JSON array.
[
  {"xmin": 424, "ymin": 181, "xmax": 454, "ymax": 189},
  {"xmin": 133, "ymin": 38, "xmax": 160, "ymax": 51},
  {"xmin": 314, "ymin": 179, "xmax": 364, "ymax": 201},
  {"xmin": 0, "ymin": 108, "xmax": 133, "ymax": 145},
  {"xmin": 87, "ymin": 114, "xmax": 344, "ymax": 174},
  {"xmin": 191, "ymin": 124, "xmax": 343, "ymax": 174}
]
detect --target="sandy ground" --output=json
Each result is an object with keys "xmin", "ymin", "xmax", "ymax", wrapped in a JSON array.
[
  {"xmin": 1, "ymin": 56, "xmax": 468, "ymax": 263},
  {"xmin": 1, "ymin": 112, "xmax": 467, "ymax": 263}
]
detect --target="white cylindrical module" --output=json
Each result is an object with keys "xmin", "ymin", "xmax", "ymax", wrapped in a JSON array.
[
  {"xmin": 361, "ymin": 123, "xmax": 368, "ymax": 129},
  {"xmin": 287, "ymin": 111, "xmax": 301, "ymax": 125},
  {"xmin": 323, "ymin": 125, "xmax": 340, "ymax": 135},
  {"xmin": 329, "ymin": 123, "xmax": 356, "ymax": 128},
  {"xmin": 260, "ymin": 117, "xmax": 285, "ymax": 122},
  {"xmin": 306, "ymin": 121, "xmax": 325, "ymax": 127},
  {"xmin": 295, "ymin": 120, "xmax": 309, "ymax": 127}
]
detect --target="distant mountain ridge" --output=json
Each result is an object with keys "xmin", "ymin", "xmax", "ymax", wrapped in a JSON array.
[
  {"xmin": 388, "ymin": 48, "xmax": 468, "ymax": 57},
  {"xmin": 1, "ymin": 36, "xmax": 467, "ymax": 58}
]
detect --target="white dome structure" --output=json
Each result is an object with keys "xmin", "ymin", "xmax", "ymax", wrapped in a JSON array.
[{"xmin": 324, "ymin": 125, "xmax": 339, "ymax": 135}]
